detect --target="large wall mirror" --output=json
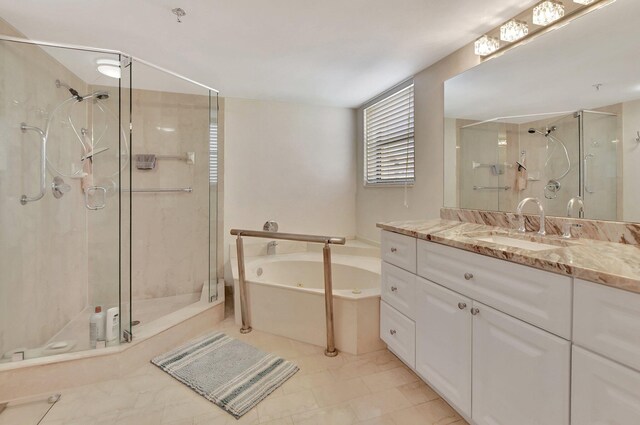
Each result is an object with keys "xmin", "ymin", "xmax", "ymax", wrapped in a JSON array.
[{"xmin": 444, "ymin": 0, "xmax": 640, "ymax": 223}]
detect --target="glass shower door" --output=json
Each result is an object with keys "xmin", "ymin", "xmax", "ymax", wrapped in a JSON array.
[
  {"xmin": 0, "ymin": 39, "xmax": 129, "ymax": 363},
  {"xmin": 580, "ymin": 110, "xmax": 618, "ymax": 220}
]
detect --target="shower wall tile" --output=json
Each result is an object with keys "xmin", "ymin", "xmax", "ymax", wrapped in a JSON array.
[{"xmin": 87, "ymin": 88, "xmax": 211, "ymax": 304}]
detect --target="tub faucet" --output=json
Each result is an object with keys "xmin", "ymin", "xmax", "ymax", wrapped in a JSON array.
[
  {"xmin": 517, "ymin": 197, "xmax": 546, "ymax": 236},
  {"xmin": 267, "ymin": 241, "xmax": 278, "ymax": 255},
  {"xmin": 563, "ymin": 197, "xmax": 584, "ymax": 238}
]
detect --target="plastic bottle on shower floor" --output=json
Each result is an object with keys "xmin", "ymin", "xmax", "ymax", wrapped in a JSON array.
[
  {"xmin": 90, "ymin": 306, "xmax": 106, "ymax": 349},
  {"xmin": 106, "ymin": 307, "xmax": 119, "ymax": 345}
]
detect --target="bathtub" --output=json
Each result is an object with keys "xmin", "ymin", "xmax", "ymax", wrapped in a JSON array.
[{"xmin": 232, "ymin": 246, "xmax": 384, "ymax": 355}]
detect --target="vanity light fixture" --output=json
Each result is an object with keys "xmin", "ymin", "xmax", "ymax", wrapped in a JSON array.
[
  {"xmin": 533, "ymin": 1, "xmax": 566, "ymax": 26},
  {"xmin": 474, "ymin": 35, "xmax": 500, "ymax": 56},
  {"xmin": 500, "ymin": 19, "xmax": 529, "ymax": 42},
  {"xmin": 573, "ymin": 0, "xmax": 596, "ymax": 4},
  {"xmin": 96, "ymin": 59, "xmax": 121, "ymax": 79}
]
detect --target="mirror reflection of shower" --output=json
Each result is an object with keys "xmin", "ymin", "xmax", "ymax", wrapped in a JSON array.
[{"xmin": 527, "ymin": 126, "xmax": 571, "ymax": 199}]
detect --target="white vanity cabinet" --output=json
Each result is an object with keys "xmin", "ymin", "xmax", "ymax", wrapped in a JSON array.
[
  {"xmin": 571, "ymin": 279, "xmax": 640, "ymax": 424},
  {"xmin": 380, "ymin": 231, "xmax": 573, "ymax": 425}
]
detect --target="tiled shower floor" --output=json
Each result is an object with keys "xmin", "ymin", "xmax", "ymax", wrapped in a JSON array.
[
  {"xmin": 45, "ymin": 292, "xmax": 202, "ymax": 353},
  {"xmin": 22, "ymin": 315, "xmax": 468, "ymax": 425}
]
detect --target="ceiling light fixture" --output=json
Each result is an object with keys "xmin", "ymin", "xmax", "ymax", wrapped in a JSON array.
[
  {"xmin": 500, "ymin": 19, "xmax": 529, "ymax": 42},
  {"xmin": 533, "ymin": 1, "xmax": 566, "ymax": 26},
  {"xmin": 96, "ymin": 59, "xmax": 121, "ymax": 79},
  {"xmin": 474, "ymin": 35, "xmax": 500, "ymax": 56},
  {"xmin": 573, "ymin": 0, "xmax": 596, "ymax": 4}
]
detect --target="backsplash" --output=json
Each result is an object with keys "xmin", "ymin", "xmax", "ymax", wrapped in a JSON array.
[{"xmin": 440, "ymin": 208, "xmax": 640, "ymax": 245}]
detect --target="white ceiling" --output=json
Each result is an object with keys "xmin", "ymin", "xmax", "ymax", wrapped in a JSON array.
[
  {"xmin": 0, "ymin": 0, "xmax": 539, "ymax": 107},
  {"xmin": 445, "ymin": 0, "xmax": 640, "ymax": 122}
]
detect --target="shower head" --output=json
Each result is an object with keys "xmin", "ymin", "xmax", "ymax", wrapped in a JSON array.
[
  {"xmin": 55, "ymin": 79, "xmax": 83, "ymax": 101},
  {"xmin": 528, "ymin": 127, "xmax": 556, "ymax": 137}
]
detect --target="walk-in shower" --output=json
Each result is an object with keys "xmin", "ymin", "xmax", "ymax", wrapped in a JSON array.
[{"xmin": 0, "ymin": 34, "xmax": 221, "ymax": 363}]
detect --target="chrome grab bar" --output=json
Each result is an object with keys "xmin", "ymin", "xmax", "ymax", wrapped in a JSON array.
[
  {"xmin": 123, "ymin": 187, "xmax": 193, "ymax": 193},
  {"xmin": 20, "ymin": 123, "xmax": 47, "ymax": 205},
  {"xmin": 473, "ymin": 186, "xmax": 511, "ymax": 191},
  {"xmin": 230, "ymin": 229, "xmax": 346, "ymax": 357},
  {"xmin": 85, "ymin": 186, "xmax": 107, "ymax": 210}
]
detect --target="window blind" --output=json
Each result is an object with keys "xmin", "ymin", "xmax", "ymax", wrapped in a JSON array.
[
  {"xmin": 364, "ymin": 84, "xmax": 415, "ymax": 185},
  {"xmin": 209, "ymin": 123, "xmax": 218, "ymax": 184}
]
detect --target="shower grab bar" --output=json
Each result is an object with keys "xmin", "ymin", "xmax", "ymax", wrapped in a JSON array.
[
  {"xmin": 473, "ymin": 185, "xmax": 511, "ymax": 191},
  {"xmin": 230, "ymin": 229, "xmax": 346, "ymax": 357},
  {"xmin": 20, "ymin": 123, "xmax": 47, "ymax": 205},
  {"xmin": 124, "ymin": 187, "xmax": 193, "ymax": 193}
]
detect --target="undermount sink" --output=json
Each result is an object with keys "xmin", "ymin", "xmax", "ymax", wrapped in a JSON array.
[
  {"xmin": 473, "ymin": 235, "xmax": 561, "ymax": 252},
  {"xmin": 463, "ymin": 231, "xmax": 573, "ymax": 252}
]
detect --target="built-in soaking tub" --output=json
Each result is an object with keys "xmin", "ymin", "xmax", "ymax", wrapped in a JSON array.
[{"xmin": 232, "ymin": 245, "xmax": 384, "ymax": 355}]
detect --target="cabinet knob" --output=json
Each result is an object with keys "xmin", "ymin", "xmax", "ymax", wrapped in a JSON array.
[
  {"xmin": 458, "ymin": 302, "xmax": 467, "ymax": 310},
  {"xmin": 390, "ymin": 247, "xmax": 397, "ymax": 253},
  {"xmin": 464, "ymin": 273, "xmax": 474, "ymax": 281},
  {"xmin": 389, "ymin": 329, "xmax": 397, "ymax": 336},
  {"xmin": 470, "ymin": 308, "xmax": 480, "ymax": 316},
  {"xmin": 391, "ymin": 286, "xmax": 398, "ymax": 292}
]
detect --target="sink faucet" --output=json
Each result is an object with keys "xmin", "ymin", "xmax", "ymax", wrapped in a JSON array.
[
  {"xmin": 562, "ymin": 197, "xmax": 584, "ymax": 239},
  {"xmin": 516, "ymin": 197, "xmax": 546, "ymax": 236}
]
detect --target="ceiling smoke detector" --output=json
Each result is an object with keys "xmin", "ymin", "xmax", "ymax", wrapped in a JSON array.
[{"xmin": 172, "ymin": 8, "xmax": 186, "ymax": 23}]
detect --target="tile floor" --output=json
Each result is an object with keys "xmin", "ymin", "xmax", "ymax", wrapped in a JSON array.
[{"xmin": 25, "ymin": 316, "xmax": 468, "ymax": 425}]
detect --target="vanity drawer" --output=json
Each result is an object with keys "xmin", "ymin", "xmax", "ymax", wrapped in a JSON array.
[
  {"xmin": 381, "ymin": 230, "xmax": 416, "ymax": 273},
  {"xmin": 381, "ymin": 262, "xmax": 416, "ymax": 319},
  {"xmin": 380, "ymin": 300, "xmax": 415, "ymax": 368},
  {"xmin": 416, "ymin": 240, "xmax": 572, "ymax": 339},
  {"xmin": 574, "ymin": 279, "xmax": 640, "ymax": 371}
]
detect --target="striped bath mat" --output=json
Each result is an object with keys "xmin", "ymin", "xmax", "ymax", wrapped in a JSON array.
[{"xmin": 151, "ymin": 332, "xmax": 299, "ymax": 418}]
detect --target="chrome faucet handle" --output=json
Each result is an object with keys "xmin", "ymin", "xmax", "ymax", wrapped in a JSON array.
[{"xmin": 562, "ymin": 223, "xmax": 583, "ymax": 239}]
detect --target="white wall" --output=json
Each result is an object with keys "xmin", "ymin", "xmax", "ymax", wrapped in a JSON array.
[
  {"xmin": 623, "ymin": 99, "xmax": 640, "ymax": 222},
  {"xmin": 223, "ymin": 98, "xmax": 357, "ymax": 279},
  {"xmin": 356, "ymin": 47, "xmax": 479, "ymax": 243}
]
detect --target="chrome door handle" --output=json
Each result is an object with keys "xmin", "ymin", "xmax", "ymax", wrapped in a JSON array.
[
  {"xmin": 471, "ymin": 308, "xmax": 480, "ymax": 316},
  {"xmin": 85, "ymin": 186, "xmax": 107, "ymax": 210},
  {"xmin": 390, "ymin": 286, "xmax": 398, "ymax": 292},
  {"xmin": 458, "ymin": 302, "xmax": 467, "ymax": 310},
  {"xmin": 464, "ymin": 273, "xmax": 474, "ymax": 280},
  {"xmin": 390, "ymin": 247, "xmax": 397, "ymax": 253},
  {"xmin": 389, "ymin": 329, "xmax": 397, "ymax": 336}
]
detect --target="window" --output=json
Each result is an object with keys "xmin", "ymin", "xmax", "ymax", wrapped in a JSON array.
[
  {"xmin": 209, "ymin": 122, "xmax": 218, "ymax": 184},
  {"xmin": 364, "ymin": 83, "xmax": 415, "ymax": 185}
]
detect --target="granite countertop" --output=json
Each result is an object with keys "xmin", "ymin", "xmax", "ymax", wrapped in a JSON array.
[{"xmin": 377, "ymin": 219, "xmax": 640, "ymax": 294}]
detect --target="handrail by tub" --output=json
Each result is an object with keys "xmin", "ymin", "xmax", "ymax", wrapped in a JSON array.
[{"xmin": 230, "ymin": 229, "xmax": 346, "ymax": 357}]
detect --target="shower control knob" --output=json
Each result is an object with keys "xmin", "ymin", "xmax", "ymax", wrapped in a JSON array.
[
  {"xmin": 389, "ymin": 329, "xmax": 397, "ymax": 336},
  {"xmin": 464, "ymin": 273, "xmax": 474, "ymax": 280},
  {"xmin": 471, "ymin": 308, "xmax": 480, "ymax": 316},
  {"xmin": 391, "ymin": 286, "xmax": 398, "ymax": 292},
  {"xmin": 390, "ymin": 247, "xmax": 397, "ymax": 253},
  {"xmin": 458, "ymin": 302, "xmax": 467, "ymax": 310}
]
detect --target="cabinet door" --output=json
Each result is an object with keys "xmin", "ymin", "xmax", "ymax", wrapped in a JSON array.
[
  {"xmin": 472, "ymin": 302, "xmax": 570, "ymax": 425},
  {"xmin": 572, "ymin": 346, "xmax": 640, "ymax": 425},
  {"xmin": 415, "ymin": 277, "xmax": 472, "ymax": 417},
  {"xmin": 380, "ymin": 301, "xmax": 415, "ymax": 368}
]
